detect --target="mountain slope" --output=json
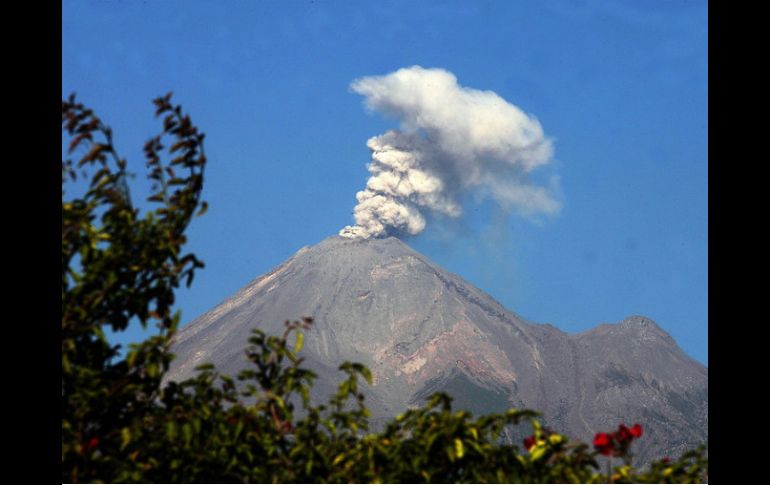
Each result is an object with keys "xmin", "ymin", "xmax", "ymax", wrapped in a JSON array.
[{"xmin": 165, "ymin": 235, "xmax": 707, "ymax": 464}]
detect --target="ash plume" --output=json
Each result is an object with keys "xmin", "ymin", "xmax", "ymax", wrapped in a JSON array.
[{"xmin": 339, "ymin": 66, "xmax": 560, "ymax": 239}]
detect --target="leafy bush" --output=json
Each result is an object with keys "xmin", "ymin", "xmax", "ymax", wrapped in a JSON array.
[{"xmin": 62, "ymin": 95, "xmax": 707, "ymax": 483}]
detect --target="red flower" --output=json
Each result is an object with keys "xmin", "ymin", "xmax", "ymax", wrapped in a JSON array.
[
  {"xmin": 81, "ymin": 437, "xmax": 100, "ymax": 453},
  {"xmin": 630, "ymin": 423, "xmax": 643, "ymax": 438},
  {"xmin": 523, "ymin": 435, "xmax": 536, "ymax": 450},
  {"xmin": 593, "ymin": 433, "xmax": 611, "ymax": 447},
  {"xmin": 593, "ymin": 432, "xmax": 614, "ymax": 456},
  {"xmin": 616, "ymin": 424, "xmax": 633, "ymax": 443},
  {"xmin": 226, "ymin": 415, "xmax": 238, "ymax": 425}
]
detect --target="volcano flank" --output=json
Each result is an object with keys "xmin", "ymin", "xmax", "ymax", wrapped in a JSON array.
[{"xmin": 165, "ymin": 235, "xmax": 707, "ymax": 464}]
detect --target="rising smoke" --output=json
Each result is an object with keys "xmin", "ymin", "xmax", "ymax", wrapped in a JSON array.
[{"xmin": 339, "ymin": 66, "xmax": 560, "ymax": 239}]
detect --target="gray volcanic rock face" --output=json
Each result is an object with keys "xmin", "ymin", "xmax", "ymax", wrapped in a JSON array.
[{"xmin": 166, "ymin": 235, "xmax": 707, "ymax": 465}]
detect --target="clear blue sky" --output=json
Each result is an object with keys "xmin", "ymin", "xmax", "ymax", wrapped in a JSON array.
[{"xmin": 62, "ymin": 0, "xmax": 708, "ymax": 365}]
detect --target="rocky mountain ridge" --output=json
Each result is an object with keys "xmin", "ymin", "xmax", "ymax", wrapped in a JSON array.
[{"xmin": 165, "ymin": 235, "xmax": 707, "ymax": 464}]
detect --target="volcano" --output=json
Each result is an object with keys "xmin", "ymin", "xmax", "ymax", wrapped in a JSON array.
[{"xmin": 165, "ymin": 235, "xmax": 707, "ymax": 464}]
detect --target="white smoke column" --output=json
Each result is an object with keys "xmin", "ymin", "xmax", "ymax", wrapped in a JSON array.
[{"xmin": 340, "ymin": 66, "xmax": 560, "ymax": 239}]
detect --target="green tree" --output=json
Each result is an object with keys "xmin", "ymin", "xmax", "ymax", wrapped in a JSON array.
[
  {"xmin": 61, "ymin": 95, "xmax": 707, "ymax": 483},
  {"xmin": 62, "ymin": 93, "xmax": 207, "ymax": 481}
]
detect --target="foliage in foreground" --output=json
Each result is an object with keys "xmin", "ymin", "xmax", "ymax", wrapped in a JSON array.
[{"xmin": 62, "ymin": 94, "xmax": 707, "ymax": 483}]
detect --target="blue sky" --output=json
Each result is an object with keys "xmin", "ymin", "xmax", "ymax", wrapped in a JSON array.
[{"xmin": 62, "ymin": 0, "xmax": 708, "ymax": 365}]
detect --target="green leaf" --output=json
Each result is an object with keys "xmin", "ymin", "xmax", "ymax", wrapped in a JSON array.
[
  {"xmin": 196, "ymin": 201, "xmax": 208, "ymax": 216},
  {"xmin": 182, "ymin": 423, "xmax": 192, "ymax": 445},
  {"xmin": 294, "ymin": 331, "xmax": 304, "ymax": 354},
  {"xmin": 332, "ymin": 453, "xmax": 345, "ymax": 466},
  {"xmin": 166, "ymin": 421, "xmax": 178, "ymax": 440},
  {"xmin": 121, "ymin": 427, "xmax": 131, "ymax": 450},
  {"xmin": 454, "ymin": 438, "xmax": 464, "ymax": 459},
  {"xmin": 530, "ymin": 445, "xmax": 546, "ymax": 462},
  {"xmin": 360, "ymin": 366, "xmax": 373, "ymax": 385}
]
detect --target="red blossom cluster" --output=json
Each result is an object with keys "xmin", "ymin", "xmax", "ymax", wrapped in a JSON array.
[
  {"xmin": 523, "ymin": 435, "xmax": 536, "ymax": 450},
  {"xmin": 593, "ymin": 423, "xmax": 643, "ymax": 457}
]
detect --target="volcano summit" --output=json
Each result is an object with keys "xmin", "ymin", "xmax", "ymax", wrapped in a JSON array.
[{"xmin": 165, "ymin": 235, "xmax": 707, "ymax": 464}]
